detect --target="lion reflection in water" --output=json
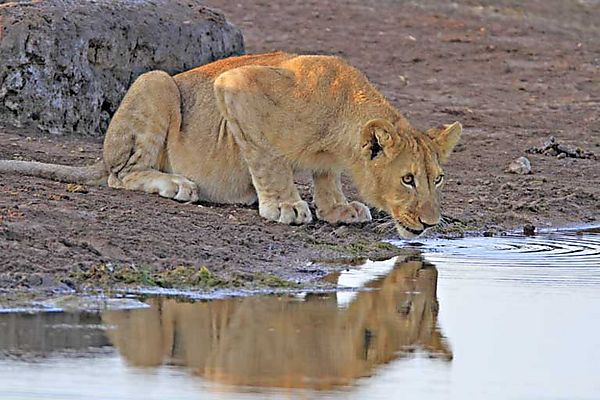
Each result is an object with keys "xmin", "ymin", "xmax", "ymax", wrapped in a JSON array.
[{"xmin": 103, "ymin": 256, "xmax": 451, "ymax": 389}]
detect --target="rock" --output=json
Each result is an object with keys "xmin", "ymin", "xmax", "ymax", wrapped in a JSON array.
[
  {"xmin": 507, "ymin": 156, "xmax": 532, "ymax": 175},
  {"xmin": 527, "ymin": 136, "xmax": 596, "ymax": 159},
  {"xmin": 0, "ymin": 0, "xmax": 244, "ymax": 137},
  {"xmin": 543, "ymin": 136, "xmax": 557, "ymax": 148},
  {"xmin": 523, "ymin": 224, "xmax": 536, "ymax": 236}
]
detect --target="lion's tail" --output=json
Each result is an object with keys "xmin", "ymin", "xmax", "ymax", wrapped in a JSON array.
[{"xmin": 0, "ymin": 159, "xmax": 108, "ymax": 186}]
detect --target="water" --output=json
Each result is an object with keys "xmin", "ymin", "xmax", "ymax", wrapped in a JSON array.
[{"xmin": 1, "ymin": 228, "xmax": 599, "ymax": 399}]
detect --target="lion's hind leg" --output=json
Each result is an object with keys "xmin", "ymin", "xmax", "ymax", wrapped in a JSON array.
[
  {"xmin": 118, "ymin": 170, "xmax": 198, "ymax": 202},
  {"xmin": 102, "ymin": 70, "xmax": 199, "ymax": 202}
]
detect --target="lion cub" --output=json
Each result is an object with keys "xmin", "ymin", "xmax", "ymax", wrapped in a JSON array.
[{"xmin": 0, "ymin": 52, "xmax": 461, "ymax": 238}]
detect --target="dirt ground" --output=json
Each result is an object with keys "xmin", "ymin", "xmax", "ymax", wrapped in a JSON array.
[{"xmin": 1, "ymin": 0, "xmax": 599, "ymax": 293}]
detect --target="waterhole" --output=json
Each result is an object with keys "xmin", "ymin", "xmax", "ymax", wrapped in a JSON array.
[{"xmin": 1, "ymin": 228, "xmax": 599, "ymax": 399}]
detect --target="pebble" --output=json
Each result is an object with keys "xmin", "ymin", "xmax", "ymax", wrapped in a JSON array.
[
  {"xmin": 332, "ymin": 226, "xmax": 349, "ymax": 237},
  {"xmin": 507, "ymin": 156, "xmax": 532, "ymax": 175},
  {"xmin": 557, "ymin": 153, "xmax": 566, "ymax": 159},
  {"xmin": 523, "ymin": 224, "xmax": 536, "ymax": 236},
  {"xmin": 66, "ymin": 183, "xmax": 88, "ymax": 193},
  {"xmin": 27, "ymin": 274, "xmax": 43, "ymax": 287}
]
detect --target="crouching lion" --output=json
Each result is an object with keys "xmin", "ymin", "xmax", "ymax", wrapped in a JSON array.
[{"xmin": 0, "ymin": 52, "xmax": 461, "ymax": 239}]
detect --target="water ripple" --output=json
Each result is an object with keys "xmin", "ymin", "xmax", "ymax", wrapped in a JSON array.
[{"xmin": 397, "ymin": 228, "xmax": 600, "ymax": 288}]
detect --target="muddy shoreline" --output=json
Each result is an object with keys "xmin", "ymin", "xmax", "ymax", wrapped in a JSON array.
[{"xmin": 1, "ymin": 0, "xmax": 599, "ymax": 294}]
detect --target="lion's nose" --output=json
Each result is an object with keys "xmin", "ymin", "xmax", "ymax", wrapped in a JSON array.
[{"xmin": 419, "ymin": 218, "xmax": 437, "ymax": 229}]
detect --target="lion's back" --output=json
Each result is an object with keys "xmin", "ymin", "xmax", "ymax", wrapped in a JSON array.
[{"xmin": 176, "ymin": 51, "xmax": 296, "ymax": 81}]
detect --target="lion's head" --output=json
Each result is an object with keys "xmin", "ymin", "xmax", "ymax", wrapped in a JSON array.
[{"xmin": 357, "ymin": 119, "xmax": 462, "ymax": 239}]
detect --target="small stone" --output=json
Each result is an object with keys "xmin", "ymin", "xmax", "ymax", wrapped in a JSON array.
[
  {"xmin": 332, "ymin": 226, "xmax": 349, "ymax": 237},
  {"xmin": 61, "ymin": 278, "xmax": 76, "ymax": 289},
  {"xmin": 507, "ymin": 156, "xmax": 532, "ymax": 175},
  {"xmin": 543, "ymin": 136, "xmax": 556, "ymax": 148},
  {"xmin": 523, "ymin": 224, "xmax": 536, "ymax": 236},
  {"xmin": 48, "ymin": 193, "xmax": 67, "ymax": 201},
  {"xmin": 557, "ymin": 152, "xmax": 566, "ymax": 159},
  {"xmin": 66, "ymin": 183, "xmax": 88, "ymax": 193},
  {"xmin": 27, "ymin": 274, "xmax": 43, "ymax": 287}
]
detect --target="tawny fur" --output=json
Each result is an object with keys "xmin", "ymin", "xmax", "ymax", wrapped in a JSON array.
[{"xmin": 0, "ymin": 52, "xmax": 462, "ymax": 238}]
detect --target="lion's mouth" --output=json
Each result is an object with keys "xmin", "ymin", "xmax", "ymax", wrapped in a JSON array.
[
  {"xmin": 394, "ymin": 223, "xmax": 425, "ymax": 239},
  {"xmin": 403, "ymin": 226, "xmax": 424, "ymax": 236}
]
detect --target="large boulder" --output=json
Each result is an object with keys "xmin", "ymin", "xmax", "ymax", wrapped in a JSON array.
[{"xmin": 0, "ymin": 0, "xmax": 244, "ymax": 136}]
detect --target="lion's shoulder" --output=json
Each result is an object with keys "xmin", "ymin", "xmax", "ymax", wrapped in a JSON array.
[{"xmin": 176, "ymin": 51, "xmax": 296, "ymax": 80}]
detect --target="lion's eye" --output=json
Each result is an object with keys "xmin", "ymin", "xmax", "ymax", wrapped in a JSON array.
[
  {"xmin": 434, "ymin": 175, "xmax": 444, "ymax": 186},
  {"xmin": 402, "ymin": 174, "xmax": 415, "ymax": 187}
]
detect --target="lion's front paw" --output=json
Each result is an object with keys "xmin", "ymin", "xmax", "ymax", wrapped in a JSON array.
[
  {"xmin": 259, "ymin": 200, "xmax": 313, "ymax": 225},
  {"xmin": 316, "ymin": 201, "xmax": 372, "ymax": 224}
]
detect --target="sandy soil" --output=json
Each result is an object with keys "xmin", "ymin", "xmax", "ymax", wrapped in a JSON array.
[{"xmin": 1, "ymin": 0, "xmax": 598, "ymax": 292}]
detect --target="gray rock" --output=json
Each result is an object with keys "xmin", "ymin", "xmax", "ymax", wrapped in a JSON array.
[
  {"xmin": 507, "ymin": 156, "xmax": 532, "ymax": 175},
  {"xmin": 0, "ymin": 0, "xmax": 244, "ymax": 137}
]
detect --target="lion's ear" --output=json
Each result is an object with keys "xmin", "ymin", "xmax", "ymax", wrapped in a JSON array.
[
  {"xmin": 360, "ymin": 119, "xmax": 399, "ymax": 161},
  {"xmin": 428, "ymin": 121, "xmax": 462, "ymax": 163}
]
